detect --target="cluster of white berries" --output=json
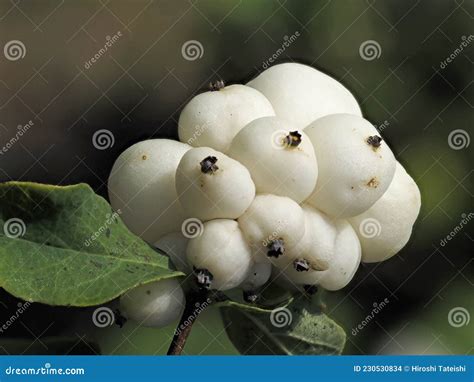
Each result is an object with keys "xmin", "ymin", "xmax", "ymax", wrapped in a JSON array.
[{"xmin": 108, "ymin": 63, "xmax": 421, "ymax": 328}]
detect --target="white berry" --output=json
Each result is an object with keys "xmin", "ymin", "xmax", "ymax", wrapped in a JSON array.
[
  {"xmin": 305, "ymin": 114, "xmax": 396, "ymax": 218},
  {"xmin": 155, "ymin": 232, "xmax": 190, "ymax": 274},
  {"xmin": 238, "ymin": 194, "xmax": 305, "ymax": 263},
  {"xmin": 274, "ymin": 204, "xmax": 337, "ymax": 272},
  {"xmin": 240, "ymin": 261, "xmax": 272, "ymax": 291},
  {"xmin": 108, "ymin": 139, "xmax": 190, "ymax": 243},
  {"xmin": 175, "ymin": 147, "xmax": 255, "ymax": 221},
  {"xmin": 247, "ymin": 63, "xmax": 362, "ymax": 130},
  {"xmin": 186, "ymin": 219, "xmax": 253, "ymax": 291},
  {"xmin": 228, "ymin": 116, "xmax": 318, "ymax": 203},
  {"xmin": 178, "ymin": 84, "xmax": 275, "ymax": 153},
  {"xmin": 120, "ymin": 278, "xmax": 185, "ymax": 328},
  {"xmin": 348, "ymin": 162, "xmax": 421, "ymax": 263}
]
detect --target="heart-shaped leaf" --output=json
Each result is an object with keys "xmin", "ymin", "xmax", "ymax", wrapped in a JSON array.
[
  {"xmin": 220, "ymin": 295, "xmax": 346, "ymax": 355},
  {"xmin": 0, "ymin": 182, "xmax": 182, "ymax": 307}
]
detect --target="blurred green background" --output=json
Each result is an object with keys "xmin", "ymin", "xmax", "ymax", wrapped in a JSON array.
[{"xmin": 0, "ymin": 0, "xmax": 472, "ymax": 355}]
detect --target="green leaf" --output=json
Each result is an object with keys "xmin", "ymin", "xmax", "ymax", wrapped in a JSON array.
[
  {"xmin": 0, "ymin": 182, "xmax": 182, "ymax": 307},
  {"xmin": 0, "ymin": 337, "xmax": 100, "ymax": 355},
  {"xmin": 220, "ymin": 295, "xmax": 346, "ymax": 355}
]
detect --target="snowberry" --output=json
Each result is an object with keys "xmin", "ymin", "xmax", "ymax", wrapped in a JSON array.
[
  {"xmin": 240, "ymin": 261, "xmax": 272, "ymax": 291},
  {"xmin": 175, "ymin": 147, "xmax": 256, "ymax": 221},
  {"xmin": 273, "ymin": 204, "xmax": 337, "ymax": 272},
  {"xmin": 178, "ymin": 83, "xmax": 275, "ymax": 153},
  {"xmin": 348, "ymin": 162, "xmax": 421, "ymax": 263},
  {"xmin": 273, "ymin": 220, "xmax": 361, "ymax": 291},
  {"xmin": 120, "ymin": 278, "xmax": 185, "ymax": 328},
  {"xmin": 186, "ymin": 219, "xmax": 253, "ymax": 291},
  {"xmin": 247, "ymin": 63, "xmax": 362, "ymax": 130},
  {"xmin": 304, "ymin": 114, "xmax": 396, "ymax": 218},
  {"xmin": 228, "ymin": 116, "xmax": 318, "ymax": 203},
  {"xmin": 155, "ymin": 232, "xmax": 190, "ymax": 274},
  {"xmin": 238, "ymin": 194, "xmax": 305, "ymax": 263},
  {"xmin": 108, "ymin": 139, "xmax": 190, "ymax": 243}
]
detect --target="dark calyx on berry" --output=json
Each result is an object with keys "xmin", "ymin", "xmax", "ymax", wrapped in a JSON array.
[
  {"xmin": 303, "ymin": 285, "xmax": 318, "ymax": 295},
  {"xmin": 209, "ymin": 80, "xmax": 225, "ymax": 91},
  {"xmin": 194, "ymin": 267, "xmax": 214, "ymax": 289},
  {"xmin": 266, "ymin": 239, "xmax": 285, "ymax": 258},
  {"xmin": 366, "ymin": 135, "xmax": 383, "ymax": 148},
  {"xmin": 243, "ymin": 290, "xmax": 259, "ymax": 303},
  {"xmin": 200, "ymin": 156, "xmax": 219, "ymax": 174},
  {"xmin": 293, "ymin": 259, "xmax": 310, "ymax": 272},
  {"xmin": 114, "ymin": 309, "xmax": 127, "ymax": 328},
  {"xmin": 285, "ymin": 131, "xmax": 302, "ymax": 147}
]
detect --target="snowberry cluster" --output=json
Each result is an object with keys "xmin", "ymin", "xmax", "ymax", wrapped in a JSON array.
[{"xmin": 108, "ymin": 63, "xmax": 421, "ymax": 328}]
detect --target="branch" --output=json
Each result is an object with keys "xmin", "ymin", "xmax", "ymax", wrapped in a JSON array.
[{"xmin": 167, "ymin": 288, "xmax": 227, "ymax": 355}]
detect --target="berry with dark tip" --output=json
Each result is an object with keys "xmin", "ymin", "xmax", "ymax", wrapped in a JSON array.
[
  {"xmin": 293, "ymin": 259, "xmax": 310, "ymax": 272},
  {"xmin": 366, "ymin": 135, "xmax": 383, "ymax": 148},
  {"xmin": 200, "ymin": 156, "xmax": 219, "ymax": 174},
  {"xmin": 266, "ymin": 239, "xmax": 285, "ymax": 258}
]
